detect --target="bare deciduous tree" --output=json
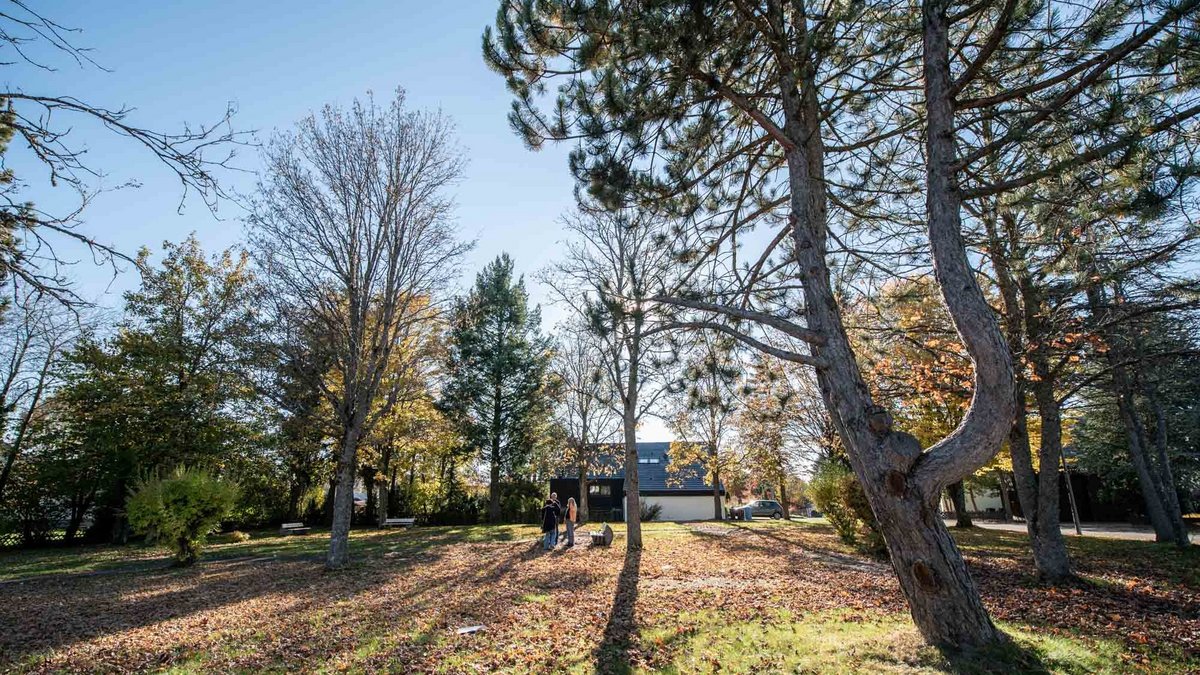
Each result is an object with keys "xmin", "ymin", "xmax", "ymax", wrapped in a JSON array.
[
  {"xmin": 0, "ymin": 289, "xmax": 81, "ymax": 502},
  {"xmin": 249, "ymin": 90, "xmax": 469, "ymax": 570},
  {"xmin": 544, "ymin": 209, "xmax": 682, "ymax": 550},
  {"xmin": 0, "ymin": 4, "xmax": 246, "ymax": 304},
  {"xmin": 548, "ymin": 319, "xmax": 621, "ymax": 524}
]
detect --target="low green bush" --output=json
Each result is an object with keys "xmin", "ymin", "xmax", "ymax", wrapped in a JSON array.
[
  {"xmin": 809, "ymin": 459, "xmax": 885, "ymax": 556},
  {"xmin": 126, "ymin": 467, "xmax": 238, "ymax": 566},
  {"xmin": 809, "ymin": 460, "xmax": 859, "ymax": 543},
  {"xmin": 227, "ymin": 530, "xmax": 251, "ymax": 543}
]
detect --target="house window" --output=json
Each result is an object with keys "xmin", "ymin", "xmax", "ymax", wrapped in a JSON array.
[
  {"xmin": 589, "ymin": 484, "xmax": 612, "ymax": 496},
  {"xmin": 637, "ymin": 458, "xmax": 660, "ymax": 464}
]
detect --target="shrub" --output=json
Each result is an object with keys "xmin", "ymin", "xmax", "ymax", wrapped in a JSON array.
[
  {"xmin": 809, "ymin": 460, "xmax": 859, "ymax": 544},
  {"xmin": 126, "ymin": 467, "xmax": 238, "ymax": 566},
  {"xmin": 809, "ymin": 459, "xmax": 886, "ymax": 556},
  {"xmin": 639, "ymin": 501, "xmax": 663, "ymax": 521},
  {"xmin": 228, "ymin": 530, "xmax": 251, "ymax": 543}
]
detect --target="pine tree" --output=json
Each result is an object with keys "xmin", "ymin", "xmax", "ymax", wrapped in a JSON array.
[
  {"xmin": 441, "ymin": 254, "xmax": 552, "ymax": 523},
  {"xmin": 485, "ymin": 0, "xmax": 1200, "ymax": 648}
]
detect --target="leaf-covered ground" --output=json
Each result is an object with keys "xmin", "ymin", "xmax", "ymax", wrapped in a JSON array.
[{"xmin": 0, "ymin": 520, "xmax": 1196, "ymax": 673}]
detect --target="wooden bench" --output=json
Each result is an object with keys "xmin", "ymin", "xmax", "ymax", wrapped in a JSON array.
[
  {"xmin": 382, "ymin": 517, "xmax": 416, "ymax": 528},
  {"xmin": 279, "ymin": 522, "xmax": 310, "ymax": 536}
]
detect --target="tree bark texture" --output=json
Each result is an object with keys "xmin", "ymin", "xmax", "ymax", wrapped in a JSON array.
[
  {"xmin": 766, "ymin": 1, "xmax": 1013, "ymax": 646},
  {"xmin": 327, "ymin": 414, "xmax": 366, "ymax": 570}
]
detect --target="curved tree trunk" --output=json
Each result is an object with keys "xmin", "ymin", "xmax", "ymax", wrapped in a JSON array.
[
  {"xmin": 981, "ymin": 200, "xmax": 1073, "ymax": 580},
  {"xmin": 768, "ymin": 1, "xmax": 1013, "ymax": 647}
]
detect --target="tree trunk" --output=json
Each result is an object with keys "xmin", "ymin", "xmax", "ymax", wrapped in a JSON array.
[
  {"xmin": 768, "ymin": 4, "xmax": 1009, "ymax": 642},
  {"xmin": 0, "ymin": 443, "xmax": 18, "ymax": 505},
  {"xmin": 1086, "ymin": 284, "xmax": 1181, "ymax": 543},
  {"xmin": 327, "ymin": 417, "xmax": 366, "ymax": 570},
  {"xmin": 0, "ymin": 360, "xmax": 50, "ymax": 504},
  {"xmin": 488, "ymin": 445, "xmax": 502, "ymax": 523},
  {"xmin": 578, "ymin": 464, "xmax": 590, "ymax": 525},
  {"xmin": 982, "ymin": 200, "xmax": 1074, "ymax": 580},
  {"xmin": 995, "ymin": 470, "xmax": 1013, "ymax": 521},
  {"xmin": 948, "ymin": 481, "xmax": 973, "ymax": 528},
  {"xmin": 287, "ymin": 479, "xmax": 305, "ymax": 522},
  {"xmin": 364, "ymin": 466, "xmax": 377, "ymax": 523},
  {"xmin": 378, "ymin": 441, "xmax": 394, "ymax": 527},
  {"xmin": 1114, "ymin": 373, "xmax": 1180, "ymax": 541},
  {"xmin": 712, "ymin": 465, "xmax": 724, "ymax": 520},
  {"xmin": 779, "ymin": 478, "xmax": 790, "ymax": 520},
  {"xmin": 1145, "ymin": 387, "xmax": 1189, "ymax": 545},
  {"xmin": 622, "ymin": 329, "xmax": 643, "ymax": 551},
  {"xmin": 488, "ymin": 363, "xmax": 503, "ymax": 523},
  {"xmin": 1019, "ymin": 289, "xmax": 1077, "ymax": 581}
]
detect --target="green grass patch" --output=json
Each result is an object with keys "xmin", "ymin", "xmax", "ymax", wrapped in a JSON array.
[{"xmin": 636, "ymin": 609, "xmax": 1193, "ymax": 674}]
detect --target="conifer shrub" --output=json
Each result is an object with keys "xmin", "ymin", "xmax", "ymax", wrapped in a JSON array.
[{"xmin": 126, "ymin": 467, "xmax": 238, "ymax": 566}]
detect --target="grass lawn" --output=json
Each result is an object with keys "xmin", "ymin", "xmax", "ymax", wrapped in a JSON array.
[{"xmin": 0, "ymin": 519, "xmax": 1196, "ymax": 673}]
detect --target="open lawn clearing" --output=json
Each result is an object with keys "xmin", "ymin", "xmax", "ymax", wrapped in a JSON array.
[{"xmin": 0, "ymin": 520, "xmax": 1196, "ymax": 673}]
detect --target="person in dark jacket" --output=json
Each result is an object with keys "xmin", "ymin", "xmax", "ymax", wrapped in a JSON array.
[{"xmin": 541, "ymin": 493, "xmax": 561, "ymax": 550}]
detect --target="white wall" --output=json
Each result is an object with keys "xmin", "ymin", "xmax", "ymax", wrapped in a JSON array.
[
  {"xmin": 940, "ymin": 487, "xmax": 1005, "ymax": 514},
  {"xmin": 642, "ymin": 494, "xmax": 725, "ymax": 521}
]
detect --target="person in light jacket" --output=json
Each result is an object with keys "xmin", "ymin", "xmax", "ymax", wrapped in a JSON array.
[{"xmin": 564, "ymin": 497, "xmax": 578, "ymax": 547}]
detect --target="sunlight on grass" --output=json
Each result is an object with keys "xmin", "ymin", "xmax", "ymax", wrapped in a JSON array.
[{"xmin": 637, "ymin": 609, "xmax": 1190, "ymax": 675}]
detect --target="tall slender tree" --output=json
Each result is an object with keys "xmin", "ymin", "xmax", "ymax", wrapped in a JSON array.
[
  {"xmin": 549, "ymin": 320, "xmax": 621, "ymax": 523},
  {"xmin": 544, "ymin": 209, "xmax": 682, "ymax": 550},
  {"xmin": 249, "ymin": 91, "xmax": 468, "ymax": 569},
  {"xmin": 442, "ymin": 254, "xmax": 552, "ymax": 523}
]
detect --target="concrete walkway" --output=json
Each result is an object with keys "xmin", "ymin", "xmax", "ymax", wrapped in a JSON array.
[{"xmin": 952, "ymin": 519, "xmax": 1198, "ymax": 544}]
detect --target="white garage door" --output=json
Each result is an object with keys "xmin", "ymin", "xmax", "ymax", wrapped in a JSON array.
[{"xmin": 642, "ymin": 495, "xmax": 724, "ymax": 521}]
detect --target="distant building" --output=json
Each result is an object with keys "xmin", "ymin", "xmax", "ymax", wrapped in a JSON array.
[{"xmin": 549, "ymin": 442, "xmax": 726, "ymax": 522}]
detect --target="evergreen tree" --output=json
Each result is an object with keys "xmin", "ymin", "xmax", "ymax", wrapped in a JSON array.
[
  {"xmin": 485, "ymin": 0, "xmax": 1200, "ymax": 647},
  {"xmin": 442, "ymin": 254, "xmax": 552, "ymax": 523}
]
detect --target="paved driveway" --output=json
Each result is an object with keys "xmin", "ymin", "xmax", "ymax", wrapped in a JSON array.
[{"xmin": 952, "ymin": 519, "xmax": 1198, "ymax": 544}]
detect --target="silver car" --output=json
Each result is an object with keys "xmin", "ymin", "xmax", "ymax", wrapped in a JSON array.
[{"xmin": 733, "ymin": 499, "xmax": 785, "ymax": 519}]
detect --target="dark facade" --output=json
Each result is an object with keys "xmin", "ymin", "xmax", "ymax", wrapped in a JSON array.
[{"xmin": 549, "ymin": 442, "xmax": 725, "ymax": 522}]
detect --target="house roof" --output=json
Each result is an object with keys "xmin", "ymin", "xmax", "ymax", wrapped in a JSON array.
[{"xmin": 557, "ymin": 442, "xmax": 721, "ymax": 493}]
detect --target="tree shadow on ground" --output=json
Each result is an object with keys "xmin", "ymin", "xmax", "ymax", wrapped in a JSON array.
[
  {"xmin": 593, "ymin": 546, "xmax": 640, "ymax": 675},
  {"xmin": 724, "ymin": 521, "xmax": 891, "ymax": 574},
  {"xmin": 935, "ymin": 637, "xmax": 1053, "ymax": 675}
]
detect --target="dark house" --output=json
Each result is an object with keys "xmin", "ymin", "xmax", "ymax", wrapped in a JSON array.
[{"xmin": 549, "ymin": 442, "xmax": 726, "ymax": 522}]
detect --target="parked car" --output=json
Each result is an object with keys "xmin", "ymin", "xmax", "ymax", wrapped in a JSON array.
[{"xmin": 732, "ymin": 499, "xmax": 785, "ymax": 519}]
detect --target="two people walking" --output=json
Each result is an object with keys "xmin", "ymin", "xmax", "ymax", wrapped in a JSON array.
[{"xmin": 541, "ymin": 492, "xmax": 577, "ymax": 550}]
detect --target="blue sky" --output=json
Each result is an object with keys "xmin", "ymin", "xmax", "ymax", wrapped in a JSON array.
[
  {"xmin": 16, "ymin": 1, "xmax": 573, "ymax": 308},
  {"xmin": 14, "ymin": 0, "xmax": 674, "ymax": 440}
]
